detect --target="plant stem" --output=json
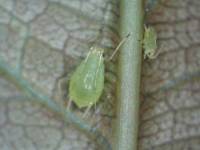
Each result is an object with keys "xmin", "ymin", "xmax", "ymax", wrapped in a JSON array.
[{"xmin": 114, "ymin": 0, "xmax": 144, "ymax": 150}]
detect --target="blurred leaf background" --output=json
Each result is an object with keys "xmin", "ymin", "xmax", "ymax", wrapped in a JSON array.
[{"xmin": 0, "ymin": 0, "xmax": 200, "ymax": 150}]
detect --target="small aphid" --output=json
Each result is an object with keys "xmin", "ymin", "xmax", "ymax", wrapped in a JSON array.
[
  {"xmin": 143, "ymin": 26, "xmax": 158, "ymax": 59},
  {"xmin": 68, "ymin": 34, "xmax": 130, "ymax": 111},
  {"xmin": 69, "ymin": 47, "xmax": 104, "ymax": 108}
]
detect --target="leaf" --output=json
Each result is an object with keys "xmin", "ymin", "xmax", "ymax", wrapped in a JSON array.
[
  {"xmin": 139, "ymin": 0, "xmax": 200, "ymax": 149},
  {"xmin": 0, "ymin": 0, "xmax": 117, "ymax": 149},
  {"xmin": 0, "ymin": 0, "xmax": 200, "ymax": 150}
]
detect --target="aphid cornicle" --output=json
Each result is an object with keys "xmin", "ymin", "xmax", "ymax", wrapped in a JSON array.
[{"xmin": 69, "ymin": 47, "xmax": 104, "ymax": 108}]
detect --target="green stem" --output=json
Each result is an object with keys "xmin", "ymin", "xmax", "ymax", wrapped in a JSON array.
[{"xmin": 114, "ymin": 0, "xmax": 144, "ymax": 150}]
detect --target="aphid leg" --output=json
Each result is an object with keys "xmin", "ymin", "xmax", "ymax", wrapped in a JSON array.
[
  {"xmin": 108, "ymin": 33, "xmax": 130, "ymax": 61},
  {"xmin": 83, "ymin": 105, "xmax": 92, "ymax": 118},
  {"xmin": 152, "ymin": 50, "xmax": 160, "ymax": 59},
  {"xmin": 67, "ymin": 99, "xmax": 72, "ymax": 111},
  {"xmin": 148, "ymin": 50, "xmax": 160, "ymax": 59}
]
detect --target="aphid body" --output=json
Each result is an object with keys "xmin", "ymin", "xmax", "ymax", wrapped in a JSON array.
[
  {"xmin": 143, "ymin": 26, "xmax": 158, "ymax": 59},
  {"xmin": 69, "ymin": 47, "xmax": 104, "ymax": 108}
]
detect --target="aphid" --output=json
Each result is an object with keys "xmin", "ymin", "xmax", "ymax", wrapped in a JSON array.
[
  {"xmin": 143, "ymin": 26, "xmax": 158, "ymax": 59},
  {"xmin": 69, "ymin": 47, "xmax": 104, "ymax": 109},
  {"xmin": 68, "ymin": 34, "xmax": 130, "ymax": 111}
]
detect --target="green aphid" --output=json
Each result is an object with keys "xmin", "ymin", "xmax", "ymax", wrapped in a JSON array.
[
  {"xmin": 143, "ymin": 26, "xmax": 158, "ymax": 59},
  {"xmin": 69, "ymin": 47, "xmax": 104, "ymax": 108}
]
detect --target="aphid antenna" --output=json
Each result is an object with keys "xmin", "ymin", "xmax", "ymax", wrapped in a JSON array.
[
  {"xmin": 108, "ymin": 33, "xmax": 131, "ymax": 61},
  {"xmin": 84, "ymin": 50, "xmax": 92, "ymax": 63}
]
